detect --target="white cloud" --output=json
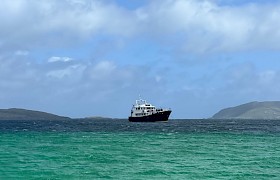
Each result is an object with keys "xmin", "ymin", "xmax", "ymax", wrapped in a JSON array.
[
  {"xmin": 217, "ymin": 63, "xmax": 280, "ymax": 98},
  {"xmin": 141, "ymin": 0, "xmax": 280, "ymax": 53},
  {"xmin": 1, "ymin": 0, "xmax": 280, "ymax": 53},
  {"xmin": 48, "ymin": 56, "xmax": 73, "ymax": 63},
  {"xmin": 46, "ymin": 64, "xmax": 86, "ymax": 79},
  {"xmin": 15, "ymin": 50, "xmax": 29, "ymax": 56},
  {"xmin": 89, "ymin": 61, "xmax": 116, "ymax": 80},
  {"xmin": 0, "ymin": 0, "xmax": 139, "ymax": 51}
]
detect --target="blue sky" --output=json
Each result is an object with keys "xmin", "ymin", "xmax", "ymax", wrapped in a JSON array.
[{"xmin": 1, "ymin": 0, "xmax": 280, "ymax": 118}]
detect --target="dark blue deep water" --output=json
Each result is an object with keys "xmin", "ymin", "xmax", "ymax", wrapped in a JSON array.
[
  {"xmin": 1, "ymin": 119, "xmax": 280, "ymax": 133},
  {"xmin": 1, "ymin": 119, "xmax": 280, "ymax": 179}
]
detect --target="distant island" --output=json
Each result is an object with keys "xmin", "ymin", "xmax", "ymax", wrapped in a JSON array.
[
  {"xmin": 0, "ymin": 108, "xmax": 114, "ymax": 121},
  {"xmin": 212, "ymin": 101, "xmax": 280, "ymax": 120},
  {"xmin": 0, "ymin": 108, "xmax": 71, "ymax": 121},
  {"xmin": 2, "ymin": 101, "xmax": 280, "ymax": 120}
]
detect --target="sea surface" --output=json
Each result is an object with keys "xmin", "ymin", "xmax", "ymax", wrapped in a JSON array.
[{"xmin": 0, "ymin": 119, "xmax": 280, "ymax": 179}]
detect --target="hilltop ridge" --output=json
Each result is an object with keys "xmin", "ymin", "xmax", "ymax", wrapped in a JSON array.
[
  {"xmin": 212, "ymin": 101, "xmax": 280, "ymax": 119},
  {"xmin": 0, "ymin": 108, "xmax": 70, "ymax": 120}
]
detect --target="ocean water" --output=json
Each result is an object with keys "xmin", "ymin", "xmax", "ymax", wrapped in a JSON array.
[{"xmin": 0, "ymin": 119, "xmax": 280, "ymax": 179}]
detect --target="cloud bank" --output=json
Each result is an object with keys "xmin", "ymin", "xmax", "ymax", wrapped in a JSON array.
[{"xmin": 1, "ymin": 0, "xmax": 280, "ymax": 52}]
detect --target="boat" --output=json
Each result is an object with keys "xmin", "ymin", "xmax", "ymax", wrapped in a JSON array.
[{"xmin": 129, "ymin": 97, "xmax": 172, "ymax": 122}]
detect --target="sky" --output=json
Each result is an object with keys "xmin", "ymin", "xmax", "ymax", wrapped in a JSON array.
[{"xmin": 1, "ymin": 0, "xmax": 280, "ymax": 119}]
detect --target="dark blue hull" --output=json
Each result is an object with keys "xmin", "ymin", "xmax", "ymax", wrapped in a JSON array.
[{"xmin": 129, "ymin": 110, "xmax": 171, "ymax": 122}]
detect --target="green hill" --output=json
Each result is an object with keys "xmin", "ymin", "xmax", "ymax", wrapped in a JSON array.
[
  {"xmin": 0, "ymin": 108, "xmax": 70, "ymax": 120},
  {"xmin": 212, "ymin": 101, "xmax": 280, "ymax": 119}
]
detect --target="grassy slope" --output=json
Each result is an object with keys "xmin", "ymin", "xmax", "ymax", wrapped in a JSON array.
[
  {"xmin": 212, "ymin": 101, "xmax": 280, "ymax": 119},
  {"xmin": 0, "ymin": 108, "xmax": 70, "ymax": 120}
]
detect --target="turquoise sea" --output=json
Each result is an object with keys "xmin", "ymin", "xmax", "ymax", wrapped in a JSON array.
[{"xmin": 0, "ymin": 119, "xmax": 280, "ymax": 179}]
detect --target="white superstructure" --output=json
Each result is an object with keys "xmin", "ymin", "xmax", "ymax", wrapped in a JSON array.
[{"xmin": 130, "ymin": 98, "xmax": 166, "ymax": 117}]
